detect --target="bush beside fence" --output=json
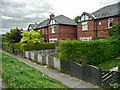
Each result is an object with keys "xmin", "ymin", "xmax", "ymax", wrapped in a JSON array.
[{"xmin": 60, "ymin": 40, "xmax": 120, "ymax": 65}]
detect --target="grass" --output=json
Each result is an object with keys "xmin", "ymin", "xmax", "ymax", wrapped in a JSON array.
[
  {"xmin": 49, "ymin": 54, "xmax": 60, "ymax": 60},
  {"xmin": 1, "ymin": 52, "xmax": 68, "ymax": 88},
  {"xmin": 94, "ymin": 59, "xmax": 120, "ymax": 70}
]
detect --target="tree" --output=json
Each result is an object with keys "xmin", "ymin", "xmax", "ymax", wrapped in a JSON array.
[
  {"xmin": 74, "ymin": 16, "xmax": 80, "ymax": 22},
  {"xmin": 20, "ymin": 29, "xmax": 44, "ymax": 44},
  {"xmin": 6, "ymin": 28, "xmax": 22, "ymax": 43},
  {"xmin": 108, "ymin": 24, "xmax": 120, "ymax": 40},
  {"xmin": 39, "ymin": 28, "xmax": 44, "ymax": 38}
]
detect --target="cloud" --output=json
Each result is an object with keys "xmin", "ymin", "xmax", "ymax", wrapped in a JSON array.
[{"xmin": 1, "ymin": 0, "xmax": 52, "ymax": 34}]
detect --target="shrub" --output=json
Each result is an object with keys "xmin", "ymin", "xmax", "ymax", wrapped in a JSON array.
[
  {"xmin": 14, "ymin": 43, "xmax": 21, "ymax": 50},
  {"xmin": 60, "ymin": 40, "xmax": 120, "ymax": 65},
  {"xmin": 118, "ymin": 62, "xmax": 120, "ymax": 71},
  {"xmin": 2, "ymin": 42, "xmax": 9, "ymax": 51},
  {"xmin": 20, "ymin": 30, "xmax": 44, "ymax": 44},
  {"xmin": 20, "ymin": 43, "xmax": 55, "ymax": 51}
]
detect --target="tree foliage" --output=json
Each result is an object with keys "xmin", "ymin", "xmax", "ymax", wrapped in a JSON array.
[
  {"xmin": 6, "ymin": 28, "xmax": 22, "ymax": 43},
  {"xmin": 20, "ymin": 29, "xmax": 44, "ymax": 44},
  {"xmin": 74, "ymin": 16, "xmax": 80, "ymax": 22},
  {"xmin": 108, "ymin": 24, "xmax": 120, "ymax": 40}
]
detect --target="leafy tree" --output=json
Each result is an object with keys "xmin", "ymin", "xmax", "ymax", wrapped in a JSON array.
[
  {"xmin": 108, "ymin": 24, "xmax": 120, "ymax": 40},
  {"xmin": 6, "ymin": 28, "xmax": 22, "ymax": 43},
  {"xmin": 39, "ymin": 28, "xmax": 44, "ymax": 38},
  {"xmin": 20, "ymin": 29, "xmax": 44, "ymax": 44},
  {"xmin": 74, "ymin": 16, "xmax": 80, "ymax": 22}
]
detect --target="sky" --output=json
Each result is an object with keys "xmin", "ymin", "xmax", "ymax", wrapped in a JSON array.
[{"xmin": 0, "ymin": 0, "xmax": 120, "ymax": 34}]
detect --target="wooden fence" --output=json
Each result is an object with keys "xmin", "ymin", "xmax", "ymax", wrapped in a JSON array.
[{"xmin": 61, "ymin": 61, "xmax": 120, "ymax": 88}]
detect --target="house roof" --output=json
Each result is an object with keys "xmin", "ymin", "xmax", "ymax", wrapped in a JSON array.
[
  {"xmin": 27, "ymin": 24, "xmax": 35, "ymax": 30},
  {"xmin": 52, "ymin": 15, "xmax": 77, "ymax": 26},
  {"xmin": 33, "ymin": 19, "xmax": 49, "ymax": 29},
  {"xmin": 92, "ymin": 2, "xmax": 120, "ymax": 19}
]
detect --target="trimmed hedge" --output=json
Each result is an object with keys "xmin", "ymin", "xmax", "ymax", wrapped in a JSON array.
[
  {"xmin": 118, "ymin": 62, "xmax": 120, "ymax": 71},
  {"xmin": 60, "ymin": 40, "xmax": 120, "ymax": 65},
  {"xmin": 2, "ymin": 42, "xmax": 9, "ymax": 51},
  {"xmin": 3, "ymin": 43, "xmax": 55, "ymax": 51},
  {"xmin": 20, "ymin": 43, "xmax": 55, "ymax": 51}
]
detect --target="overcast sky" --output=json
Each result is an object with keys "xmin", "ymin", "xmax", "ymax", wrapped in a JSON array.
[{"xmin": 0, "ymin": 0, "xmax": 120, "ymax": 34}]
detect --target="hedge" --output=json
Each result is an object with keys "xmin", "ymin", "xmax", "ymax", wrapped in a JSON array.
[
  {"xmin": 3, "ymin": 43, "xmax": 55, "ymax": 51},
  {"xmin": 20, "ymin": 43, "xmax": 55, "ymax": 51},
  {"xmin": 60, "ymin": 40, "xmax": 120, "ymax": 65},
  {"xmin": 2, "ymin": 42, "xmax": 9, "ymax": 51},
  {"xmin": 118, "ymin": 62, "xmax": 120, "ymax": 71}
]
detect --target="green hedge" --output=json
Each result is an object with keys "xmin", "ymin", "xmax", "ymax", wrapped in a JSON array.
[
  {"xmin": 60, "ymin": 40, "xmax": 120, "ymax": 65},
  {"xmin": 2, "ymin": 42, "xmax": 9, "ymax": 51},
  {"xmin": 20, "ymin": 43, "xmax": 55, "ymax": 51},
  {"xmin": 118, "ymin": 62, "xmax": 120, "ymax": 71},
  {"xmin": 3, "ymin": 43, "xmax": 55, "ymax": 51}
]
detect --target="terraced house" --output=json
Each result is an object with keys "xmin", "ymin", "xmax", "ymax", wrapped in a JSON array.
[
  {"xmin": 34, "ymin": 14, "xmax": 77, "ymax": 43},
  {"xmin": 77, "ymin": 2, "xmax": 120, "ymax": 41}
]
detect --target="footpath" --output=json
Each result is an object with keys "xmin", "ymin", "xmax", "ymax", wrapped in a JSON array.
[{"xmin": 1, "ymin": 50, "xmax": 100, "ymax": 89}]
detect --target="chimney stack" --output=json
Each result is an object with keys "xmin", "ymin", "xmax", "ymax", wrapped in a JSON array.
[
  {"xmin": 50, "ymin": 13, "xmax": 55, "ymax": 19},
  {"xmin": 35, "ymin": 22, "xmax": 37, "ymax": 25}
]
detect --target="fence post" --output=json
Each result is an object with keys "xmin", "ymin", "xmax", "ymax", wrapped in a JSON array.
[{"xmin": 99, "ymin": 64, "xmax": 102, "ymax": 86}]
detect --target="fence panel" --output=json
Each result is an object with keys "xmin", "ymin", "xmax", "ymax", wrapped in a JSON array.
[
  {"xmin": 101, "ymin": 71, "xmax": 120, "ymax": 88},
  {"xmin": 70, "ymin": 62, "xmax": 83, "ymax": 79},
  {"xmin": 61, "ymin": 61, "xmax": 71, "ymax": 74}
]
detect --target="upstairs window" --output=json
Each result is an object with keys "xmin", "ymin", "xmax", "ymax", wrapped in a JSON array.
[
  {"xmin": 108, "ymin": 18, "xmax": 113, "ymax": 28},
  {"xmin": 82, "ymin": 22, "xmax": 88, "ymax": 30},
  {"xmin": 51, "ymin": 26, "xmax": 55, "ymax": 33},
  {"xmin": 50, "ymin": 20, "xmax": 55, "ymax": 25}
]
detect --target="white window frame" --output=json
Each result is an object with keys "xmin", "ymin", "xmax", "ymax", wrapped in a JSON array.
[
  {"xmin": 80, "ymin": 37, "xmax": 92, "ymax": 41},
  {"xmin": 82, "ymin": 22, "xmax": 88, "ymax": 30},
  {"xmin": 50, "ymin": 20, "xmax": 56, "ymax": 25},
  {"xmin": 51, "ymin": 26, "xmax": 55, "ymax": 33},
  {"xmin": 108, "ymin": 18, "xmax": 113, "ymax": 28},
  {"xmin": 49, "ymin": 38, "xmax": 57, "ymax": 43}
]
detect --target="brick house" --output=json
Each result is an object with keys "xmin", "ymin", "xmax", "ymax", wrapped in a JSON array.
[
  {"xmin": 77, "ymin": 2, "xmax": 120, "ymax": 41},
  {"xmin": 34, "ymin": 14, "xmax": 77, "ymax": 43}
]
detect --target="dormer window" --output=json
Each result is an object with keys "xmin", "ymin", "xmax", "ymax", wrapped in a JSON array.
[
  {"xmin": 81, "ymin": 15, "xmax": 89, "ymax": 21},
  {"xmin": 50, "ymin": 20, "xmax": 55, "ymax": 25},
  {"xmin": 108, "ymin": 18, "xmax": 113, "ymax": 28}
]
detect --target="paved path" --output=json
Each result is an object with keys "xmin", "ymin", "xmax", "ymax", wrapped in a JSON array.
[{"xmin": 1, "ymin": 50, "xmax": 100, "ymax": 89}]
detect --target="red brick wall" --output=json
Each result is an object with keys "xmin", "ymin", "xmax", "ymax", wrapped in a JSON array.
[
  {"xmin": 48, "ymin": 25, "xmax": 77, "ymax": 41},
  {"xmin": 77, "ymin": 16, "xmax": 120, "ymax": 40}
]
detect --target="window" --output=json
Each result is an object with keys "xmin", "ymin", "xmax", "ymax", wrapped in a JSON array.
[
  {"xmin": 49, "ymin": 38, "xmax": 57, "ymax": 43},
  {"xmin": 50, "ymin": 20, "xmax": 55, "ymax": 25},
  {"xmin": 108, "ymin": 18, "xmax": 113, "ymax": 28},
  {"xmin": 80, "ymin": 37, "xmax": 92, "ymax": 41},
  {"xmin": 82, "ymin": 22, "xmax": 88, "ymax": 30},
  {"xmin": 51, "ymin": 26, "xmax": 55, "ymax": 33}
]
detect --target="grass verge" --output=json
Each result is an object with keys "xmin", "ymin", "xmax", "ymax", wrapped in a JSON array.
[
  {"xmin": 94, "ymin": 59, "xmax": 120, "ymax": 70},
  {"xmin": 49, "ymin": 54, "xmax": 60, "ymax": 60},
  {"xmin": 1, "ymin": 52, "xmax": 68, "ymax": 88}
]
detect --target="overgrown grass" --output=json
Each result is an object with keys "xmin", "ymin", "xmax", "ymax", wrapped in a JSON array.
[
  {"xmin": 49, "ymin": 54, "xmax": 60, "ymax": 60},
  {"xmin": 94, "ymin": 59, "xmax": 120, "ymax": 70},
  {"xmin": 2, "ymin": 52, "xmax": 68, "ymax": 88}
]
